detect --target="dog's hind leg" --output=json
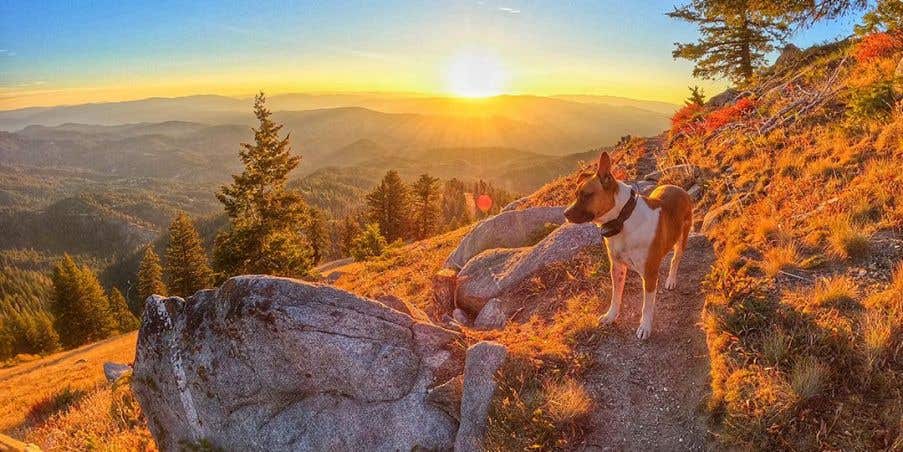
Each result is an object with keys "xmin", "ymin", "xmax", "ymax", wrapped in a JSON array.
[
  {"xmin": 665, "ymin": 218, "xmax": 690, "ymax": 290},
  {"xmin": 600, "ymin": 259, "xmax": 628, "ymax": 325}
]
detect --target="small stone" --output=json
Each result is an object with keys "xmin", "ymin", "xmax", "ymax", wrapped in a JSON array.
[
  {"xmin": 452, "ymin": 308, "xmax": 470, "ymax": 325},
  {"xmin": 103, "ymin": 362, "xmax": 132, "ymax": 383}
]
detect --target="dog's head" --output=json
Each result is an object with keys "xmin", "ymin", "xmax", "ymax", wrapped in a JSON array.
[{"xmin": 563, "ymin": 151, "xmax": 621, "ymax": 224}]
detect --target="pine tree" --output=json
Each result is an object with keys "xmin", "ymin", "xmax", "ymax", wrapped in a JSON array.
[
  {"xmin": 350, "ymin": 223, "xmax": 388, "ymax": 261},
  {"xmin": 137, "ymin": 246, "xmax": 166, "ymax": 309},
  {"xmin": 411, "ymin": 174, "xmax": 440, "ymax": 240},
  {"xmin": 339, "ymin": 215, "xmax": 361, "ymax": 257},
  {"xmin": 687, "ymin": 86, "xmax": 707, "ymax": 106},
  {"xmin": 305, "ymin": 208, "xmax": 328, "ymax": 265},
  {"xmin": 165, "ymin": 213, "xmax": 214, "ymax": 298},
  {"xmin": 214, "ymin": 92, "xmax": 313, "ymax": 278},
  {"xmin": 366, "ymin": 170, "xmax": 411, "ymax": 243},
  {"xmin": 50, "ymin": 255, "xmax": 117, "ymax": 348},
  {"xmin": 668, "ymin": 0, "xmax": 790, "ymax": 85},
  {"xmin": 108, "ymin": 288, "xmax": 139, "ymax": 333},
  {"xmin": 857, "ymin": 0, "xmax": 903, "ymax": 33},
  {"xmin": 441, "ymin": 178, "xmax": 471, "ymax": 231}
]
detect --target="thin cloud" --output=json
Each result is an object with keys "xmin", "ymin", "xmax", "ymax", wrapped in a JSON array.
[{"xmin": 498, "ymin": 7, "xmax": 520, "ymax": 14}]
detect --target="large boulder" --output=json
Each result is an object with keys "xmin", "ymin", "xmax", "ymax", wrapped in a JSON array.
[
  {"xmin": 456, "ymin": 222, "xmax": 600, "ymax": 315},
  {"xmin": 132, "ymin": 276, "xmax": 467, "ymax": 451},
  {"xmin": 444, "ymin": 206, "xmax": 566, "ymax": 270}
]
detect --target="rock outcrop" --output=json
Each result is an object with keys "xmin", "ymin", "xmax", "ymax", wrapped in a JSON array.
[
  {"xmin": 444, "ymin": 206, "xmax": 566, "ymax": 270},
  {"xmin": 454, "ymin": 342, "xmax": 508, "ymax": 452},
  {"xmin": 103, "ymin": 362, "xmax": 132, "ymax": 383},
  {"xmin": 132, "ymin": 276, "xmax": 491, "ymax": 452},
  {"xmin": 456, "ymin": 222, "xmax": 600, "ymax": 315}
]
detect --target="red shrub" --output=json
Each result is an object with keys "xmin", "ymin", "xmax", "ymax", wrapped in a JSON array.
[
  {"xmin": 854, "ymin": 31, "xmax": 903, "ymax": 63},
  {"xmin": 670, "ymin": 103, "xmax": 704, "ymax": 137},
  {"xmin": 703, "ymin": 97, "xmax": 756, "ymax": 133}
]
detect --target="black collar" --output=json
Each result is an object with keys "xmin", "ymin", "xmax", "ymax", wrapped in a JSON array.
[{"xmin": 599, "ymin": 188, "xmax": 637, "ymax": 238}]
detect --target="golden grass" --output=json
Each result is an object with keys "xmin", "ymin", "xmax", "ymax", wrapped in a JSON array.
[
  {"xmin": 0, "ymin": 332, "xmax": 138, "ymax": 434},
  {"xmin": 826, "ymin": 216, "xmax": 871, "ymax": 260},
  {"xmin": 810, "ymin": 276, "xmax": 859, "ymax": 310},
  {"xmin": 761, "ymin": 328, "xmax": 792, "ymax": 365},
  {"xmin": 762, "ymin": 243, "xmax": 800, "ymax": 277},
  {"xmin": 543, "ymin": 378, "xmax": 593, "ymax": 425}
]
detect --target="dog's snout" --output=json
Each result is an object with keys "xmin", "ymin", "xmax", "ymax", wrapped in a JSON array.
[{"xmin": 564, "ymin": 203, "xmax": 593, "ymax": 224}]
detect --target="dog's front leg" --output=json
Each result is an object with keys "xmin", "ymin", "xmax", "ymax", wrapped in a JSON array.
[
  {"xmin": 636, "ymin": 273, "xmax": 658, "ymax": 340},
  {"xmin": 600, "ymin": 259, "xmax": 627, "ymax": 325}
]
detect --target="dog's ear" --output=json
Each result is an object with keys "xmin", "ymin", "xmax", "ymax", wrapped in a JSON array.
[{"xmin": 597, "ymin": 151, "xmax": 612, "ymax": 176}]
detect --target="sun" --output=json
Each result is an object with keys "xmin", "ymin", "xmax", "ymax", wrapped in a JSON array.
[{"xmin": 444, "ymin": 51, "xmax": 509, "ymax": 98}]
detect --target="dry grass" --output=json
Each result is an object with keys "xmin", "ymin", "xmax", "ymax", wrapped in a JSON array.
[
  {"xmin": 789, "ymin": 356, "xmax": 828, "ymax": 401},
  {"xmin": 762, "ymin": 243, "xmax": 800, "ymax": 277},
  {"xmin": 0, "ymin": 332, "xmax": 152, "ymax": 450},
  {"xmin": 826, "ymin": 216, "xmax": 871, "ymax": 260},
  {"xmin": 810, "ymin": 276, "xmax": 859, "ymax": 310},
  {"xmin": 761, "ymin": 328, "xmax": 792, "ymax": 365},
  {"xmin": 543, "ymin": 378, "xmax": 593, "ymax": 425}
]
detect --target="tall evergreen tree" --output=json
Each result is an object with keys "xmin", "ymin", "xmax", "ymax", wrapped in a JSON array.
[
  {"xmin": 411, "ymin": 174, "xmax": 440, "ymax": 240},
  {"xmin": 137, "ymin": 246, "xmax": 167, "ymax": 309},
  {"xmin": 50, "ymin": 255, "xmax": 117, "ymax": 348},
  {"xmin": 304, "ymin": 208, "xmax": 328, "ymax": 265},
  {"xmin": 214, "ymin": 92, "xmax": 313, "ymax": 278},
  {"xmin": 339, "ymin": 215, "xmax": 361, "ymax": 257},
  {"xmin": 108, "ymin": 288, "xmax": 139, "ymax": 333},
  {"xmin": 165, "ymin": 213, "xmax": 214, "ymax": 297},
  {"xmin": 366, "ymin": 170, "xmax": 411, "ymax": 243},
  {"xmin": 668, "ymin": 0, "xmax": 790, "ymax": 84}
]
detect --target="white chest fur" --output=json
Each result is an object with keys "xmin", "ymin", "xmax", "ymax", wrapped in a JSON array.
[{"xmin": 602, "ymin": 196, "xmax": 660, "ymax": 273}]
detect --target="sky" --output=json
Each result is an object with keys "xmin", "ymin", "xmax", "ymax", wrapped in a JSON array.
[{"xmin": 0, "ymin": 0, "xmax": 863, "ymax": 109}]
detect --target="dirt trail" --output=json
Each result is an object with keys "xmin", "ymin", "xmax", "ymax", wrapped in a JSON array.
[
  {"xmin": 579, "ymin": 234, "xmax": 714, "ymax": 451},
  {"xmin": 578, "ymin": 137, "xmax": 714, "ymax": 451}
]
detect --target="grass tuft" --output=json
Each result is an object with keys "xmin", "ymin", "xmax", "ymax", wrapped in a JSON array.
[
  {"xmin": 826, "ymin": 217, "xmax": 871, "ymax": 260},
  {"xmin": 762, "ymin": 243, "xmax": 800, "ymax": 277},
  {"xmin": 811, "ymin": 276, "xmax": 859, "ymax": 310},
  {"xmin": 790, "ymin": 356, "xmax": 827, "ymax": 401},
  {"xmin": 544, "ymin": 378, "xmax": 593, "ymax": 425}
]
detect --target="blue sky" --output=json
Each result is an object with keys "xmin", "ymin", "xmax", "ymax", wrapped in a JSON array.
[{"xmin": 0, "ymin": 0, "xmax": 862, "ymax": 108}]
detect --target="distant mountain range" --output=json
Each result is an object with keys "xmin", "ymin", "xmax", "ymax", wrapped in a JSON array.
[{"xmin": 0, "ymin": 93, "xmax": 674, "ymax": 157}]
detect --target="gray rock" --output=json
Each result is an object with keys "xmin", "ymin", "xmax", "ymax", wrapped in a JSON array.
[
  {"xmin": 444, "ymin": 206, "xmax": 566, "ymax": 270},
  {"xmin": 103, "ymin": 361, "xmax": 132, "ymax": 383},
  {"xmin": 456, "ymin": 222, "xmax": 600, "ymax": 315},
  {"xmin": 500, "ymin": 196, "xmax": 529, "ymax": 212},
  {"xmin": 705, "ymin": 88, "xmax": 739, "ymax": 108},
  {"xmin": 454, "ymin": 341, "xmax": 508, "ymax": 452},
  {"xmin": 452, "ymin": 308, "xmax": 471, "ymax": 325},
  {"xmin": 473, "ymin": 298, "xmax": 507, "ymax": 330},
  {"xmin": 774, "ymin": 43, "xmax": 802, "ymax": 68},
  {"xmin": 376, "ymin": 294, "xmax": 430, "ymax": 322},
  {"xmin": 132, "ymin": 276, "xmax": 465, "ymax": 452}
]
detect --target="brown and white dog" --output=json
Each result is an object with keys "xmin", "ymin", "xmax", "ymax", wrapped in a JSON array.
[{"xmin": 564, "ymin": 151, "xmax": 692, "ymax": 340}]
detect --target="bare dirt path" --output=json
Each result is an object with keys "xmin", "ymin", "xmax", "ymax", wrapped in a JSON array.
[{"xmin": 579, "ymin": 234, "xmax": 714, "ymax": 451}]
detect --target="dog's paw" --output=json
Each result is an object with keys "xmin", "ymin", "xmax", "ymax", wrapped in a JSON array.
[
  {"xmin": 598, "ymin": 309, "xmax": 619, "ymax": 326},
  {"xmin": 635, "ymin": 322, "xmax": 652, "ymax": 340},
  {"xmin": 664, "ymin": 276, "xmax": 678, "ymax": 290}
]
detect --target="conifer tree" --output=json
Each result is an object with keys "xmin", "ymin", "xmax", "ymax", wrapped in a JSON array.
[
  {"xmin": 165, "ymin": 213, "xmax": 214, "ymax": 297},
  {"xmin": 668, "ymin": 0, "xmax": 790, "ymax": 84},
  {"xmin": 350, "ymin": 223, "xmax": 388, "ymax": 261},
  {"xmin": 137, "ymin": 246, "xmax": 166, "ymax": 309},
  {"xmin": 687, "ymin": 86, "xmax": 707, "ymax": 106},
  {"xmin": 214, "ymin": 92, "xmax": 313, "ymax": 278},
  {"xmin": 339, "ymin": 215, "xmax": 361, "ymax": 257},
  {"xmin": 366, "ymin": 170, "xmax": 410, "ymax": 243},
  {"xmin": 108, "ymin": 288, "xmax": 139, "ymax": 333},
  {"xmin": 304, "ymin": 208, "xmax": 327, "ymax": 264},
  {"xmin": 411, "ymin": 174, "xmax": 440, "ymax": 240},
  {"xmin": 50, "ymin": 255, "xmax": 117, "ymax": 348}
]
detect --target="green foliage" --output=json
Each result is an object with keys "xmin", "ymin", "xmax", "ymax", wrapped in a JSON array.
[
  {"xmin": 687, "ymin": 85, "xmax": 707, "ymax": 106},
  {"xmin": 668, "ymin": 0, "xmax": 791, "ymax": 84},
  {"xmin": 165, "ymin": 213, "xmax": 214, "ymax": 297},
  {"xmin": 350, "ymin": 223, "xmax": 388, "ymax": 261},
  {"xmin": 50, "ymin": 255, "xmax": 117, "ymax": 348},
  {"xmin": 847, "ymin": 80, "xmax": 896, "ymax": 122},
  {"xmin": 338, "ymin": 215, "xmax": 362, "ymax": 257},
  {"xmin": 108, "ymin": 288, "xmax": 139, "ymax": 333},
  {"xmin": 214, "ymin": 92, "xmax": 313, "ymax": 279},
  {"xmin": 366, "ymin": 170, "xmax": 411, "ymax": 243},
  {"xmin": 411, "ymin": 174, "xmax": 441, "ymax": 240},
  {"xmin": 304, "ymin": 208, "xmax": 328, "ymax": 265},
  {"xmin": 136, "ymin": 246, "xmax": 166, "ymax": 311},
  {"xmin": 856, "ymin": 0, "xmax": 903, "ymax": 33}
]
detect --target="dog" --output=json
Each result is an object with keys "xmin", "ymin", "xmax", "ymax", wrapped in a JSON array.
[{"xmin": 564, "ymin": 151, "xmax": 692, "ymax": 340}]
